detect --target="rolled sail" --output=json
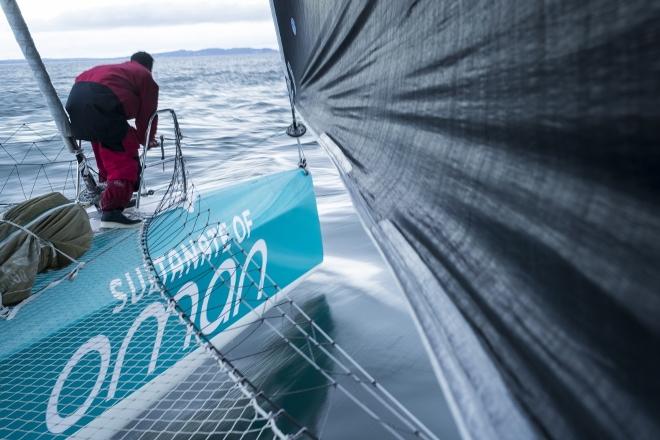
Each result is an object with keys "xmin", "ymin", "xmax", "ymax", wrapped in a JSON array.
[{"xmin": 270, "ymin": 1, "xmax": 660, "ymax": 439}]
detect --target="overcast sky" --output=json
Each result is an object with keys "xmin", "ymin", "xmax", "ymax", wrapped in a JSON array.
[{"xmin": 0, "ymin": 0, "xmax": 278, "ymax": 60}]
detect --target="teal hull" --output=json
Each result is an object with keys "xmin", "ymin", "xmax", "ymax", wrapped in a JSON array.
[{"xmin": 0, "ymin": 169, "xmax": 323, "ymax": 438}]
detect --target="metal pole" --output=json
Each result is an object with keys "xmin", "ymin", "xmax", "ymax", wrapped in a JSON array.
[
  {"xmin": 1, "ymin": 0, "xmax": 98, "ymax": 200},
  {"xmin": 1, "ymin": 0, "xmax": 77, "ymax": 154}
]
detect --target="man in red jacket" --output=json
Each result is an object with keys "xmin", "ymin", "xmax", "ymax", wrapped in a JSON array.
[{"xmin": 66, "ymin": 51, "xmax": 159, "ymax": 228}]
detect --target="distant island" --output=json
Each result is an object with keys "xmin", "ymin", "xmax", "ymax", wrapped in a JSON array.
[
  {"xmin": 155, "ymin": 48, "xmax": 276, "ymax": 57},
  {"xmin": 0, "ymin": 48, "xmax": 277, "ymax": 63}
]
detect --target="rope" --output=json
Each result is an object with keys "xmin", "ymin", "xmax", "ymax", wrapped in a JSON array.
[
  {"xmin": 159, "ymin": 128, "xmax": 308, "ymax": 173},
  {"xmin": 159, "ymin": 129, "xmax": 285, "ymax": 146},
  {"xmin": 0, "ymin": 218, "xmax": 84, "ymax": 275},
  {"xmin": 0, "ymin": 216, "xmax": 86, "ymax": 320},
  {"xmin": 0, "ymin": 203, "xmax": 76, "ymax": 251}
]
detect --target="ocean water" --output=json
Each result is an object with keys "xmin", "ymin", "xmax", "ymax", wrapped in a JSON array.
[{"xmin": 0, "ymin": 53, "xmax": 460, "ymax": 439}]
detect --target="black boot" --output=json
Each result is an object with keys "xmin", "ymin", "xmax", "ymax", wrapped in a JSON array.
[{"xmin": 100, "ymin": 210, "xmax": 142, "ymax": 228}]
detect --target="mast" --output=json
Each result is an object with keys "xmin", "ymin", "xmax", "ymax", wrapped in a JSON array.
[
  {"xmin": 1, "ymin": 0, "xmax": 98, "ymax": 197},
  {"xmin": 1, "ymin": 0, "xmax": 77, "ymax": 153}
]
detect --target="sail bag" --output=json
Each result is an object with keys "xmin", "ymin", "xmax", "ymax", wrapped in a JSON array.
[{"xmin": 0, "ymin": 193, "xmax": 92, "ymax": 305}]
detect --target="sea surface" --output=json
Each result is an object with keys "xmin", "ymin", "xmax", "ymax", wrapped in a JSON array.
[{"xmin": 0, "ymin": 53, "xmax": 460, "ymax": 439}]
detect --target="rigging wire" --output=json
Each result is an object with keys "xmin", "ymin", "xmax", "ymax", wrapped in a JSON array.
[
  {"xmin": 136, "ymin": 143, "xmax": 440, "ymax": 439},
  {"xmin": 283, "ymin": 72, "xmax": 309, "ymax": 173}
]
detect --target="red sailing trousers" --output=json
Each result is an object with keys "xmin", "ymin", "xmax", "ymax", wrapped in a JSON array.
[{"xmin": 92, "ymin": 127, "xmax": 141, "ymax": 211}]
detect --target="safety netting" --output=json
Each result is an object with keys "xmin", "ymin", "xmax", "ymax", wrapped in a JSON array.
[
  {"xmin": 0, "ymin": 122, "xmax": 79, "ymax": 207},
  {"xmin": 128, "ymin": 135, "xmax": 440, "ymax": 439},
  {"xmin": 0, "ymin": 120, "xmax": 440, "ymax": 439}
]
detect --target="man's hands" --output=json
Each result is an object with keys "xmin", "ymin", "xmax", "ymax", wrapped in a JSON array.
[{"xmin": 148, "ymin": 138, "xmax": 159, "ymax": 149}]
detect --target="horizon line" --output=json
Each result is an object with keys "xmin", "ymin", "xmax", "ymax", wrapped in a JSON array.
[{"xmin": 0, "ymin": 47, "xmax": 278, "ymax": 63}]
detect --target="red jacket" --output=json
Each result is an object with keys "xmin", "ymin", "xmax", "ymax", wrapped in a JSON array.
[{"xmin": 74, "ymin": 61, "xmax": 159, "ymax": 144}]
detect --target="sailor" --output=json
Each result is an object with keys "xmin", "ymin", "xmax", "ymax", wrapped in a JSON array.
[{"xmin": 66, "ymin": 51, "xmax": 159, "ymax": 228}]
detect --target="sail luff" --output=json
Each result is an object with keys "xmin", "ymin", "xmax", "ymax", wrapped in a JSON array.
[
  {"xmin": 0, "ymin": 0, "xmax": 77, "ymax": 154},
  {"xmin": 270, "ymin": 2, "xmax": 660, "ymax": 439}
]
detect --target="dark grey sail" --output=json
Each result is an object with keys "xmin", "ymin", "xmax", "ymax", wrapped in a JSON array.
[{"xmin": 269, "ymin": 1, "xmax": 660, "ymax": 439}]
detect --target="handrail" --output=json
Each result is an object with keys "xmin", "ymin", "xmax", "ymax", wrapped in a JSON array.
[{"xmin": 136, "ymin": 109, "xmax": 186, "ymax": 208}]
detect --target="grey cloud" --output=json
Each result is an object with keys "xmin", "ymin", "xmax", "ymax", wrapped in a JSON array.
[{"xmin": 30, "ymin": 1, "xmax": 271, "ymax": 31}]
